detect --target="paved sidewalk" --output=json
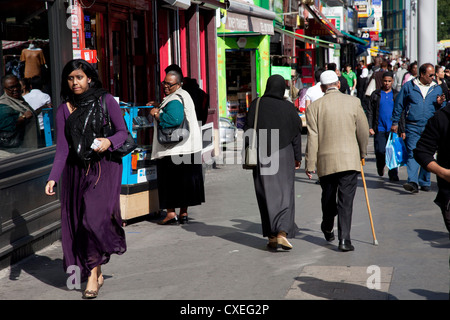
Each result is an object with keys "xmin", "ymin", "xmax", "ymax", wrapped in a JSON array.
[{"xmin": 0, "ymin": 134, "xmax": 448, "ymax": 301}]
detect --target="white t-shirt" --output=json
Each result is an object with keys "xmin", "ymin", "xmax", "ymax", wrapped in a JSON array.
[
  {"xmin": 23, "ymin": 89, "xmax": 51, "ymax": 130},
  {"xmin": 305, "ymin": 82, "xmax": 324, "ymax": 102}
]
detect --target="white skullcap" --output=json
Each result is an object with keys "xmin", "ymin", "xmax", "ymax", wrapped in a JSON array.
[{"xmin": 320, "ymin": 70, "xmax": 339, "ymax": 85}]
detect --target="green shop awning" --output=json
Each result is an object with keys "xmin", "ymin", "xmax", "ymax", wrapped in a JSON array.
[
  {"xmin": 274, "ymin": 26, "xmax": 340, "ymax": 50},
  {"xmin": 341, "ymin": 31, "xmax": 369, "ymax": 46}
]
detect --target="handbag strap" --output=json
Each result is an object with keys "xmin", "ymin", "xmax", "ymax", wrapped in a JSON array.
[
  {"xmin": 251, "ymin": 97, "xmax": 261, "ymax": 148},
  {"xmin": 100, "ymin": 93, "xmax": 111, "ymax": 127}
]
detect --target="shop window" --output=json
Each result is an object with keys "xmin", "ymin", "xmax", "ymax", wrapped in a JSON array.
[{"xmin": 1, "ymin": 2, "xmax": 55, "ymax": 160}]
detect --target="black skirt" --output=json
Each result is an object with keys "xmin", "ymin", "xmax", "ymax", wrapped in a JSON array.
[{"xmin": 156, "ymin": 152, "xmax": 205, "ymax": 209}]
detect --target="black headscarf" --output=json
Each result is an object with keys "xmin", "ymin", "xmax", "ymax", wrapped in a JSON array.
[
  {"xmin": 245, "ymin": 74, "xmax": 302, "ymax": 155},
  {"xmin": 65, "ymin": 87, "xmax": 108, "ymax": 164}
]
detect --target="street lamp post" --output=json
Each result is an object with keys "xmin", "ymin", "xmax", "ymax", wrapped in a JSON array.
[{"xmin": 417, "ymin": 0, "xmax": 438, "ymax": 65}]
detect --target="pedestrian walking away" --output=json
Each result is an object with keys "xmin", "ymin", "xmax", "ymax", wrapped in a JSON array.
[
  {"xmin": 245, "ymin": 74, "xmax": 302, "ymax": 250},
  {"xmin": 150, "ymin": 69, "xmax": 205, "ymax": 225},
  {"xmin": 304, "ymin": 68, "xmax": 325, "ymax": 109},
  {"xmin": 414, "ymin": 104, "xmax": 450, "ymax": 238},
  {"xmin": 305, "ymin": 70, "xmax": 369, "ymax": 252},
  {"xmin": 45, "ymin": 59, "xmax": 128, "ymax": 299},
  {"xmin": 367, "ymin": 71, "xmax": 401, "ymax": 181},
  {"xmin": 391, "ymin": 63, "xmax": 445, "ymax": 194}
]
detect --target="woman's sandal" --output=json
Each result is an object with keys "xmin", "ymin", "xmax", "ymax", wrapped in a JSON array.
[
  {"xmin": 83, "ymin": 289, "xmax": 98, "ymax": 299},
  {"xmin": 83, "ymin": 274, "xmax": 103, "ymax": 299}
]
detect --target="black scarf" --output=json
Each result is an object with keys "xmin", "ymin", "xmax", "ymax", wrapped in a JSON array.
[
  {"xmin": 65, "ymin": 87, "xmax": 108, "ymax": 164},
  {"xmin": 245, "ymin": 75, "xmax": 302, "ymax": 155}
]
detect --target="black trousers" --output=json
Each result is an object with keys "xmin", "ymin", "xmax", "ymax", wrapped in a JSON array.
[{"xmin": 320, "ymin": 170, "xmax": 358, "ymax": 241}]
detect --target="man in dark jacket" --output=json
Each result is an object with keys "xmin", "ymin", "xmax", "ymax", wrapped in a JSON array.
[
  {"xmin": 414, "ymin": 104, "xmax": 450, "ymax": 238},
  {"xmin": 367, "ymin": 71, "xmax": 400, "ymax": 181},
  {"xmin": 327, "ymin": 63, "xmax": 349, "ymax": 94}
]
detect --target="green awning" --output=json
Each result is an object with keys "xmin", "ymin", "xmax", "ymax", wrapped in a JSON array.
[
  {"xmin": 341, "ymin": 31, "xmax": 369, "ymax": 46},
  {"xmin": 275, "ymin": 26, "xmax": 341, "ymax": 50}
]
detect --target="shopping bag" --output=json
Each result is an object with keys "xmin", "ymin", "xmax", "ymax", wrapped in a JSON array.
[{"xmin": 385, "ymin": 132, "xmax": 407, "ymax": 170}]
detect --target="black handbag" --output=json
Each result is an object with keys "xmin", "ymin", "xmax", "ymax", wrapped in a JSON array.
[
  {"xmin": 0, "ymin": 129, "xmax": 23, "ymax": 148},
  {"xmin": 101, "ymin": 94, "xmax": 137, "ymax": 157},
  {"xmin": 157, "ymin": 94, "xmax": 190, "ymax": 145}
]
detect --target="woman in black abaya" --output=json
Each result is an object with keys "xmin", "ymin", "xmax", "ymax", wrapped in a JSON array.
[{"xmin": 245, "ymin": 74, "xmax": 303, "ymax": 250}]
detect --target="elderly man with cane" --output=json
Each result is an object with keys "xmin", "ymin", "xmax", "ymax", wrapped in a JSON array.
[{"xmin": 305, "ymin": 70, "xmax": 369, "ymax": 252}]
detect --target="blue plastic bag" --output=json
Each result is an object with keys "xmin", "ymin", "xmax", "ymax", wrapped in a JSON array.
[{"xmin": 385, "ymin": 132, "xmax": 407, "ymax": 170}]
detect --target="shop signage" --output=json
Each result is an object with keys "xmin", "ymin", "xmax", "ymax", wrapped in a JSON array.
[
  {"xmin": 305, "ymin": 19, "xmax": 332, "ymax": 37},
  {"xmin": 369, "ymin": 31, "xmax": 379, "ymax": 41},
  {"xmin": 271, "ymin": 66, "xmax": 291, "ymax": 80},
  {"xmin": 355, "ymin": 4, "xmax": 367, "ymax": 14},
  {"xmin": 225, "ymin": 12, "xmax": 274, "ymax": 35},
  {"xmin": 226, "ymin": 12, "xmax": 249, "ymax": 32},
  {"xmin": 251, "ymin": 16, "xmax": 274, "ymax": 35}
]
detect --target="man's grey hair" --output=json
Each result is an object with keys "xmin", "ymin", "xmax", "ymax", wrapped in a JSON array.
[{"xmin": 321, "ymin": 81, "xmax": 340, "ymax": 90}]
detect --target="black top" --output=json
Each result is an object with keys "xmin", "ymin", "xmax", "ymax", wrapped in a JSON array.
[
  {"xmin": 414, "ymin": 104, "xmax": 450, "ymax": 207},
  {"xmin": 245, "ymin": 74, "xmax": 302, "ymax": 159}
]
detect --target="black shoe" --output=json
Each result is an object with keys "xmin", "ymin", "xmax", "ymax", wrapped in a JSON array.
[
  {"xmin": 179, "ymin": 215, "xmax": 189, "ymax": 224},
  {"xmin": 338, "ymin": 240, "xmax": 354, "ymax": 252},
  {"xmin": 377, "ymin": 167, "xmax": 385, "ymax": 177},
  {"xmin": 157, "ymin": 217, "xmax": 179, "ymax": 225},
  {"xmin": 403, "ymin": 182, "xmax": 419, "ymax": 194},
  {"xmin": 420, "ymin": 186, "xmax": 431, "ymax": 192},
  {"xmin": 321, "ymin": 225, "xmax": 335, "ymax": 242}
]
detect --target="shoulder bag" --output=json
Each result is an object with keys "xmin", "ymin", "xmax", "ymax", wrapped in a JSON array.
[
  {"xmin": 102, "ymin": 94, "xmax": 137, "ymax": 157},
  {"xmin": 157, "ymin": 94, "xmax": 190, "ymax": 145},
  {"xmin": 242, "ymin": 97, "xmax": 261, "ymax": 170}
]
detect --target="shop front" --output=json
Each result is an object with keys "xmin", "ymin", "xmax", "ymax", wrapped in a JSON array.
[
  {"xmin": 217, "ymin": 1, "xmax": 275, "ymax": 126},
  {"xmin": 0, "ymin": 0, "xmax": 72, "ymax": 269},
  {"xmin": 158, "ymin": 0, "xmax": 222, "ymax": 161},
  {"xmin": 0, "ymin": 0, "xmax": 158, "ymax": 268}
]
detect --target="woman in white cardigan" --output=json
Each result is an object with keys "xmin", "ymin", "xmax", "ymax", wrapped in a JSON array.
[{"xmin": 150, "ymin": 70, "xmax": 204, "ymax": 225}]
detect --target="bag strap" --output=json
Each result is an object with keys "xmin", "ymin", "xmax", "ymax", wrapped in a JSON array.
[
  {"xmin": 251, "ymin": 97, "xmax": 261, "ymax": 148},
  {"xmin": 100, "ymin": 93, "xmax": 113, "ymax": 130}
]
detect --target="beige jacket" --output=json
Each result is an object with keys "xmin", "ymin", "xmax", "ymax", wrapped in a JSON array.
[
  {"xmin": 305, "ymin": 89, "xmax": 369, "ymax": 178},
  {"xmin": 151, "ymin": 88, "xmax": 202, "ymax": 160}
]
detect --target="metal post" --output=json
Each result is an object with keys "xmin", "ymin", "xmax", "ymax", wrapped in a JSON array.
[
  {"xmin": 408, "ymin": 0, "xmax": 418, "ymax": 62},
  {"xmin": 47, "ymin": 0, "xmax": 73, "ymax": 108},
  {"xmin": 417, "ymin": 0, "xmax": 437, "ymax": 65}
]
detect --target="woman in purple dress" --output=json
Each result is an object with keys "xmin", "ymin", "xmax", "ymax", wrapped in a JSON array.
[{"xmin": 45, "ymin": 59, "xmax": 127, "ymax": 299}]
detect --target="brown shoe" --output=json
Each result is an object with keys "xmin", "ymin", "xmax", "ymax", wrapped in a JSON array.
[{"xmin": 267, "ymin": 236, "xmax": 277, "ymax": 249}]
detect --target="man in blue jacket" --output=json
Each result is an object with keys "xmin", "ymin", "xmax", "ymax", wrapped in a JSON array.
[{"xmin": 391, "ymin": 63, "xmax": 446, "ymax": 193}]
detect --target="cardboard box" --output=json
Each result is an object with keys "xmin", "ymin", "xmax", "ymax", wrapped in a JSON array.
[{"xmin": 120, "ymin": 189, "xmax": 159, "ymax": 221}]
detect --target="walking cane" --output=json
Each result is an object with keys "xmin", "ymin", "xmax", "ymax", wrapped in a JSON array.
[{"xmin": 360, "ymin": 159, "xmax": 378, "ymax": 245}]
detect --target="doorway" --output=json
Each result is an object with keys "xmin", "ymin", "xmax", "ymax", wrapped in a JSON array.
[
  {"xmin": 225, "ymin": 50, "xmax": 257, "ymax": 126},
  {"xmin": 111, "ymin": 20, "xmax": 129, "ymax": 101}
]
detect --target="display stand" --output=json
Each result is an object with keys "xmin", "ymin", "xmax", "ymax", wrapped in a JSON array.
[{"xmin": 119, "ymin": 103, "xmax": 159, "ymax": 224}]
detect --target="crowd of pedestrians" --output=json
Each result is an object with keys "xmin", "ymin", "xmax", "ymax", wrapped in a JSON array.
[{"xmin": 246, "ymin": 55, "xmax": 450, "ymax": 260}]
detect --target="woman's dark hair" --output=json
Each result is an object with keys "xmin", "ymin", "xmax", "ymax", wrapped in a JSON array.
[
  {"xmin": 60, "ymin": 59, "xmax": 102, "ymax": 101},
  {"xmin": 408, "ymin": 61, "xmax": 418, "ymax": 73},
  {"xmin": 435, "ymin": 64, "xmax": 444, "ymax": 74}
]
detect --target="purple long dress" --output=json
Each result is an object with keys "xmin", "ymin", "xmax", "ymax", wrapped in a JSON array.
[{"xmin": 48, "ymin": 94, "xmax": 128, "ymax": 282}]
